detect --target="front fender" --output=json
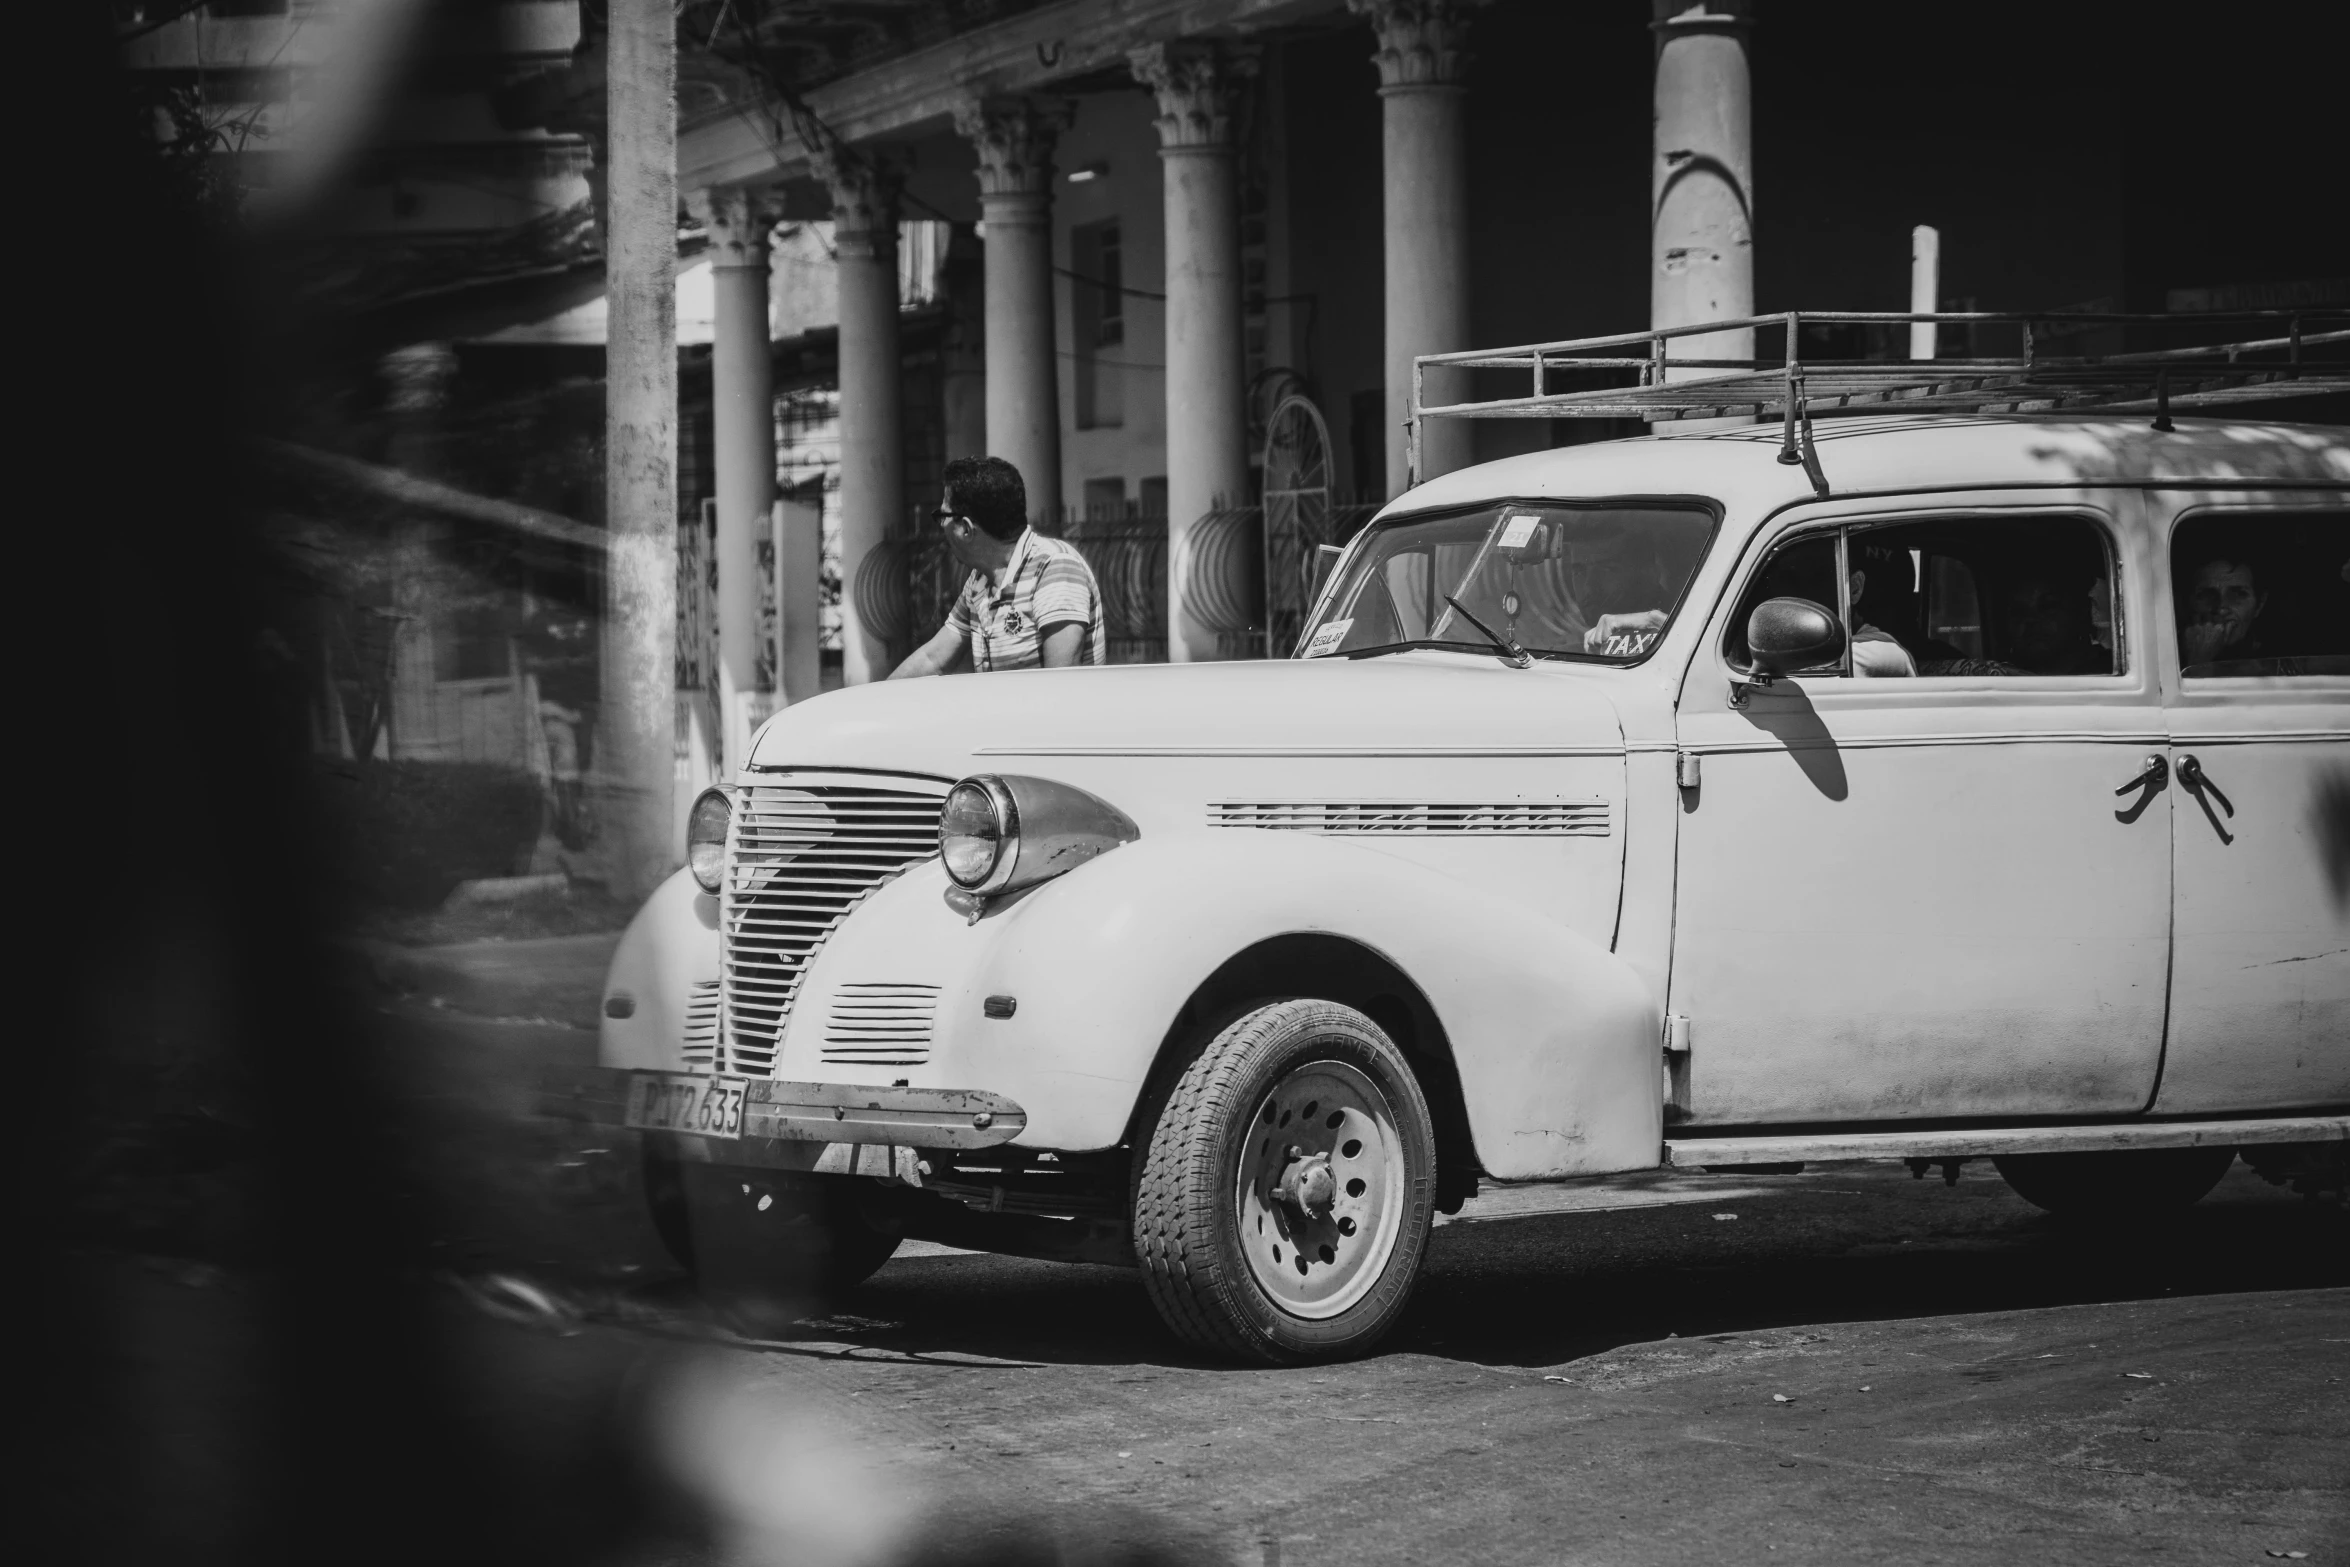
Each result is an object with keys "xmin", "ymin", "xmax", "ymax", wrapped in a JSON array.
[
  {"xmin": 598, "ymin": 866, "xmax": 721, "ymax": 1070},
  {"xmin": 785, "ymin": 833, "xmax": 1661, "ymax": 1178}
]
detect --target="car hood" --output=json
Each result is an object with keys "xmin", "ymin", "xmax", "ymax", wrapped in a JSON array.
[{"xmin": 745, "ymin": 653, "xmax": 1627, "ymax": 777}]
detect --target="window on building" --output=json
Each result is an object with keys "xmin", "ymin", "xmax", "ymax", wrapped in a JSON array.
[
  {"xmin": 1071, "ymin": 221, "xmax": 1124, "ymax": 430},
  {"xmin": 438, "ymin": 603, "xmax": 514, "ymax": 682},
  {"xmin": 1082, "ymin": 477, "xmax": 1127, "ymax": 521},
  {"xmin": 1350, "ymin": 389, "xmax": 1385, "ymax": 502},
  {"xmin": 1094, "ymin": 224, "xmax": 1123, "ymax": 347},
  {"xmin": 1139, "ymin": 476, "xmax": 1168, "ymax": 517}
]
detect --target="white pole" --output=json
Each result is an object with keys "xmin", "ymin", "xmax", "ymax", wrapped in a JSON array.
[
  {"xmin": 824, "ymin": 156, "xmax": 905, "ymax": 686},
  {"xmin": 1651, "ymin": 2, "xmax": 1756, "ymax": 382},
  {"xmin": 602, "ymin": 0, "xmax": 678, "ymax": 898},
  {"xmin": 1132, "ymin": 43, "xmax": 1254, "ymax": 664},
  {"xmin": 957, "ymin": 97, "xmax": 1070, "ymax": 530},
  {"xmin": 701, "ymin": 188, "xmax": 777, "ymax": 773},
  {"xmin": 1355, "ymin": 0, "xmax": 1474, "ymax": 496},
  {"xmin": 1910, "ymin": 224, "xmax": 1941, "ymax": 361}
]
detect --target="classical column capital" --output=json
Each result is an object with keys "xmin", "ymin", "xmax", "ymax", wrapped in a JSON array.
[
  {"xmin": 816, "ymin": 147, "xmax": 905, "ymax": 259},
  {"xmin": 1651, "ymin": 0, "xmax": 1755, "ymax": 42},
  {"xmin": 688, "ymin": 185, "xmax": 786, "ymax": 270},
  {"xmin": 1347, "ymin": 0, "xmax": 1479, "ymax": 91},
  {"xmin": 952, "ymin": 94, "xmax": 1076, "ymax": 198},
  {"xmin": 1129, "ymin": 41, "xmax": 1258, "ymax": 152}
]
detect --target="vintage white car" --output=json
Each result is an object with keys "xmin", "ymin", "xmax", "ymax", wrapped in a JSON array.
[{"xmin": 601, "ymin": 405, "xmax": 2349, "ymax": 1363}]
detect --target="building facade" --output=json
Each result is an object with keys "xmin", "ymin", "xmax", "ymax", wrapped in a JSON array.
[
  {"xmin": 665, "ymin": 0, "xmax": 2343, "ymax": 700},
  {"xmin": 116, "ymin": 1, "xmax": 2346, "ymax": 882}
]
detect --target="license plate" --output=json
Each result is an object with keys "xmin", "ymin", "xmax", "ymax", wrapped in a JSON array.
[{"xmin": 624, "ymin": 1073, "xmax": 748, "ymax": 1139}]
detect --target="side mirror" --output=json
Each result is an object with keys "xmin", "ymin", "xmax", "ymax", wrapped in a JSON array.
[{"xmin": 1740, "ymin": 595, "xmax": 1847, "ymax": 689}]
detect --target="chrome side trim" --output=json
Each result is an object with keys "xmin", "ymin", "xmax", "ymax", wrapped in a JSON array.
[
  {"xmin": 1665, "ymin": 1114, "xmax": 2347, "ymax": 1167},
  {"xmin": 1687, "ymin": 731, "xmax": 2172, "ymax": 754},
  {"xmin": 974, "ymin": 744, "xmax": 1629, "ymax": 758},
  {"xmin": 2164, "ymin": 731, "xmax": 2350, "ymax": 746}
]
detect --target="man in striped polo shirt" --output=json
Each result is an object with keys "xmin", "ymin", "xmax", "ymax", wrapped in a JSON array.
[{"xmin": 891, "ymin": 455, "xmax": 1108, "ymax": 676}]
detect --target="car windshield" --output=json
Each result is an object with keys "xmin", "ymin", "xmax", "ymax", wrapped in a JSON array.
[{"xmin": 1298, "ymin": 501, "xmax": 1717, "ymax": 663}]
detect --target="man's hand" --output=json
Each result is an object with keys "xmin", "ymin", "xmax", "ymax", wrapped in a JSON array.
[
  {"xmin": 890, "ymin": 623, "xmax": 968, "ymax": 679},
  {"xmin": 2180, "ymin": 617, "xmax": 2233, "ymax": 667},
  {"xmin": 1582, "ymin": 608, "xmax": 1668, "ymax": 653}
]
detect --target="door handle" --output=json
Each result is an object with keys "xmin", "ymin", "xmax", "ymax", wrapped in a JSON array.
[
  {"xmin": 2114, "ymin": 754, "xmax": 2168, "ymax": 797},
  {"xmin": 2177, "ymin": 754, "xmax": 2234, "ymax": 817}
]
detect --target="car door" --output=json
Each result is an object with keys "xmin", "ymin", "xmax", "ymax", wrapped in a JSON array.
[
  {"xmin": 2151, "ymin": 496, "xmax": 2350, "ymax": 1113},
  {"xmin": 1667, "ymin": 494, "xmax": 2173, "ymax": 1125}
]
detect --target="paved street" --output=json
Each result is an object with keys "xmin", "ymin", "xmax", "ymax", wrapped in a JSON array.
[{"xmin": 96, "ymin": 946, "xmax": 2350, "ymax": 1566}]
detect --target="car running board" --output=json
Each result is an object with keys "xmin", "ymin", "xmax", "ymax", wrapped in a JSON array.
[{"xmin": 1664, "ymin": 1114, "xmax": 2347, "ymax": 1168}]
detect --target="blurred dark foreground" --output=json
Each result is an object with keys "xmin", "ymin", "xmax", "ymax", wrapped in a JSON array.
[{"xmin": 27, "ymin": 12, "xmax": 1202, "ymax": 1566}]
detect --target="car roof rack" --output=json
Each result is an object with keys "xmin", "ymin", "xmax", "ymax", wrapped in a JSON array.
[{"xmin": 1408, "ymin": 308, "xmax": 2350, "ymax": 495}]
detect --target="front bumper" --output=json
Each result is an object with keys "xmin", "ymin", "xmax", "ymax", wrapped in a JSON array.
[
  {"xmin": 734, "ymin": 1078, "xmax": 1027, "ymax": 1148},
  {"xmin": 595, "ymin": 1070, "xmax": 1028, "ymax": 1150}
]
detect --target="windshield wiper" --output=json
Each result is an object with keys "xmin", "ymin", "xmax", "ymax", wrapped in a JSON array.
[{"xmin": 1441, "ymin": 596, "xmax": 1532, "ymax": 668}]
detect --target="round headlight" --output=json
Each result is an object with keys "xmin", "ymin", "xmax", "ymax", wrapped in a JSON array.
[
  {"xmin": 686, "ymin": 787, "xmax": 732, "ymax": 894},
  {"xmin": 940, "ymin": 778, "xmax": 1016, "ymax": 890}
]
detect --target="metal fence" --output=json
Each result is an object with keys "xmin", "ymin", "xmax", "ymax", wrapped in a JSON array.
[
  {"xmin": 867, "ymin": 498, "xmax": 1385, "ymax": 665},
  {"xmin": 892, "ymin": 512, "xmax": 1173, "ymax": 664}
]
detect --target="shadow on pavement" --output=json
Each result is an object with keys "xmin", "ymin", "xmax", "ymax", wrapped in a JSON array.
[{"xmin": 765, "ymin": 1165, "xmax": 2350, "ymax": 1372}]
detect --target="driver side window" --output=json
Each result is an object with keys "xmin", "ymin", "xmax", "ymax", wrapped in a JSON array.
[{"xmin": 1728, "ymin": 515, "xmax": 2121, "ymax": 679}]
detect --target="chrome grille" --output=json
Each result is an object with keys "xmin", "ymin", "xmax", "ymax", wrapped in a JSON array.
[
  {"xmin": 681, "ymin": 979, "xmax": 720, "ymax": 1070},
  {"xmin": 820, "ymin": 982, "xmax": 942, "ymax": 1068},
  {"xmin": 722, "ymin": 773, "xmax": 949, "ymax": 1075},
  {"xmin": 1209, "ymin": 799, "xmax": 1612, "ymax": 836}
]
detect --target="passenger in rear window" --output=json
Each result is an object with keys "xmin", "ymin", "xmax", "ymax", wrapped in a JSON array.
[
  {"xmin": 2180, "ymin": 553, "xmax": 2270, "ymax": 669},
  {"xmin": 1998, "ymin": 569, "xmax": 2113, "ymax": 675},
  {"xmin": 2174, "ymin": 514, "xmax": 2350, "ymax": 678}
]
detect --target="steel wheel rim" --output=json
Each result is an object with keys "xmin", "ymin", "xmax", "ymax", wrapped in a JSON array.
[{"xmin": 1233, "ymin": 1058, "xmax": 1406, "ymax": 1320}]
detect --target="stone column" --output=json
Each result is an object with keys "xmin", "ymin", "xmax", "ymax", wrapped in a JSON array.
[
  {"xmin": 956, "ymin": 96, "xmax": 1074, "ymax": 529},
  {"xmin": 1351, "ymin": 0, "xmax": 1475, "ymax": 495},
  {"xmin": 379, "ymin": 345, "xmax": 457, "ymax": 763},
  {"xmin": 939, "ymin": 225, "xmax": 989, "ymax": 464},
  {"xmin": 691, "ymin": 185, "xmax": 781, "ymax": 767},
  {"xmin": 774, "ymin": 491, "xmax": 823, "ymax": 704},
  {"xmin": 1651, "ymin": 1, "xmax": 1756, "ymax": 380},
  {"xmin": 602, "ymin": 0, "xmax": 677, "ymax": 897},
  {"xmin": 1132, "ymin": 42, "xmax": 1255, "ymax": 664},
  {"xmin": 821, "ymin": 151, "xmax": 905, "ymax": 686}
]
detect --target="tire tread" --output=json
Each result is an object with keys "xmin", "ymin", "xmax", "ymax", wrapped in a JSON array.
[{"xmin": 1133, "ymin": 999, "xmax": 1432, "ymax": 1363}]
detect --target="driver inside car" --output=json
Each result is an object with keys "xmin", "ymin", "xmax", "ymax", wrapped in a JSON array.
[
  {"xmin": 1571, "ymin": 527, "xmax": 1676, "ymax": 655},
  {"xmin": 1847, "ymin": 540, "xmax": 1919, "ymax": 677}
]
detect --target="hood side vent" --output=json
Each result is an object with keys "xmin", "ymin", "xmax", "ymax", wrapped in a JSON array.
[{"xmin": 1208, "ymin": 799, "xmax": 1612, "ymax": 836}]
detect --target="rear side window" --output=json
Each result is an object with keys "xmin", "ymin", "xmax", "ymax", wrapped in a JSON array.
[
  {"xmin": 1727, "ymin": 514, "xmax": 2118, "ymax": 678},
  {"xmin": 2171, "ymin": 512, "xmax": 2350, "ymax": 677}
]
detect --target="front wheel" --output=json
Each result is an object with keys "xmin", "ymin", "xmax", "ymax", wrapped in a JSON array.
[
  {"xmin": 1133, "ymin": 999, "xmax": 1437, "ymax": 1363},
  {"xmin": 1994, "ymin": 1145, "xmax": 2236, "ymax": 1219}
]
